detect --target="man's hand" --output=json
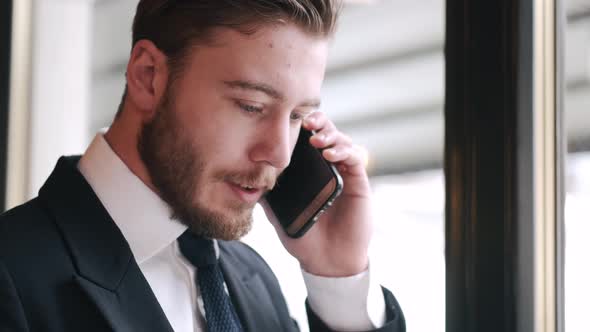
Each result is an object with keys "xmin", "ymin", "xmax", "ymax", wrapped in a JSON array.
[{"xmin": 261, "ymin": 112, "xmax": 373, "ymax": 277}]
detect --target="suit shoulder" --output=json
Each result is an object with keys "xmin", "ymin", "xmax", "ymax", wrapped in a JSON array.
[
  {"xmin": 0, "ymin": 198, "xmax": 58, "ymax": 255},
  {"xmin": 218, "ymin": 240, "xmax": 289, "ymax": 296},
  {"xmin": 218, "ymin": 240, "xmax": 272, "ymax": 271},
  {"xmin": 0, "ymin": 198, "xmax": 47, "ymax": 231},
  {"xmin": 218, "ymin": 240, "xmax": 286, "ymax": 288}
]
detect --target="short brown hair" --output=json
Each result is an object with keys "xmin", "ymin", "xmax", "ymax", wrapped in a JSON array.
[{"xmin": 115, "ymin": 0, "xmax": 342, "ymax": 117}]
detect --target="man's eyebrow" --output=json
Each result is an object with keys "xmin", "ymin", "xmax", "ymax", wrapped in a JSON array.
[
  {"xmin": 300, "ymin": 99, "xmax": 322, "ymax": 109},
  {"xmin": 223, "ymin": 80, "xmax": 283, "ymax": 100},
  {"xmin": 223, "ymin": 79, "xmax": 321, "ymax": 108}
]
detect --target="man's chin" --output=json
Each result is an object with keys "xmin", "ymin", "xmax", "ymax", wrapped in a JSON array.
[{"xmin": 181, "ymin": 205, "xmax": 254, "ymax": 241}]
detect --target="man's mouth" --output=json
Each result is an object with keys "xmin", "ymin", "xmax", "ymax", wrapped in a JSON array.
[
  {"xmin": 227, "ymin": 181, "xmax": 265, "ymax": 204},
  {"xmin": 238, "ymin": 184, "xmax": 261, "ymax": 192}
]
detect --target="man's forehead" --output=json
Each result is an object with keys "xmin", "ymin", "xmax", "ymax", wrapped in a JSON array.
[{"xmin": 179, "ymin": 24, "xmax": 328, "ymax": 104}]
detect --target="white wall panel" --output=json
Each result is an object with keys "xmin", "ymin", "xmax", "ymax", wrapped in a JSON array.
[
  {"xmin": 344, "ymin": 109, "xmax": 444, "ymax": 174},
  {"xmin": 91, "ymin": 72, "xmax": 125, "ymax": 133},
  {"xmin": 328, "ymin": 0, "xmax": 444, "ymax": 71},
  {"xmin": 566, "ymin": 86, "xmax": 590, "ymax": 145},
  {"xmin": 92, "ymin": 0, "xmax": 136, "ymax": 74},
  {"xmin": 28, "ymin": 0, "xmax": 93, "ymax": 197},
  {"xmin": 322, "ymin": 52, "xmax": 443, "ymax": 124},
  {"xmin": 565, "ymin": 20, "xmax": 590, "ymax": 83}
]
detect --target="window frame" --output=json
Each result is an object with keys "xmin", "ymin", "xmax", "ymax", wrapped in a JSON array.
[{"xmin": 444, "ymin": 0, "xmax": 565, "ymax": 331}]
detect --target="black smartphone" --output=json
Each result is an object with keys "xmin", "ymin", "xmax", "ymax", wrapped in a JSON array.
[{"xmin": 263, "ymin": 129, "xmax": 343, "ymax": 238}]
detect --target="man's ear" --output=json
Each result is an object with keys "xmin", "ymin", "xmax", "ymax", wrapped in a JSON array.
[{"xmin": 125, "ymin": 40, "xmax": 169, "ymax": 118}]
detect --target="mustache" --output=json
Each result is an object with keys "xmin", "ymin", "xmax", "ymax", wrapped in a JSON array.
[{"xmin": 218, "ymin": 167, "xmax": 278, "ymax": 191}]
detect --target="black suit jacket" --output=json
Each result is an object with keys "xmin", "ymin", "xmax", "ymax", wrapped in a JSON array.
[{"xmin": 0, "ymin": 156, "xmax": 405, "ymax": 332}]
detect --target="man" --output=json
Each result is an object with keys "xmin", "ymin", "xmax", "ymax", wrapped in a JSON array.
[{"xmin": 0, "ymin": 0, "xmax": 405, "ymax": 331}]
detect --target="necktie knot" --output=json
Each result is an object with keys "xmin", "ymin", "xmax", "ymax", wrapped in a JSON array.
[{"xmin": 178, "ymin": 230, "xmax": 217, "ymax": 268}]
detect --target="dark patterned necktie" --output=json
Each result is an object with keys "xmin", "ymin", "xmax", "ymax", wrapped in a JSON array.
[{"xmin": 178, "ymin": 231, "xmax": 243, "ymax": 332}]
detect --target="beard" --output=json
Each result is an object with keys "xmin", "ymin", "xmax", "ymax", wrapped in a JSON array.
[{"xmin": 137, "ymin": 86, "xmax": 276, "ymax": 240}]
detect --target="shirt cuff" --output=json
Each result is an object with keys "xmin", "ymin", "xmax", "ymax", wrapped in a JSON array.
[{"xmin": 302, "ymin": 264, "xmax": 387, "ymax": 331}]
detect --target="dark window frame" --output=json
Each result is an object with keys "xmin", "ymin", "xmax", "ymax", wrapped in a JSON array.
[
  {"xmin": 0, "ymin": 0, "xmax": 12, "ymax": 213},
  {"xmin": 444, "ymin": 0, "xmax": 565, "ymax": 331}
]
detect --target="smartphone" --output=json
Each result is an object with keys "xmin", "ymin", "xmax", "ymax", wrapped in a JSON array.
[{"xmin": 263, "ymin": 129, "xmax": 343, "ymax": 238}]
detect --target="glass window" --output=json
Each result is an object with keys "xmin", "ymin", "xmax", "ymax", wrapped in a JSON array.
[{"xmin": 564, "ymin": 0, "xmax": 590, "ymax": 330}]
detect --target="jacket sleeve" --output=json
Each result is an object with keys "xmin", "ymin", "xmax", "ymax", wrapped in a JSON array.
[
  {"xmin": 306, "ymin": 286, "xmax": 406, "ymax": 332},
  {"xmin": 0, "ymin": 261, "xmax": 29, "ymax": 332}
]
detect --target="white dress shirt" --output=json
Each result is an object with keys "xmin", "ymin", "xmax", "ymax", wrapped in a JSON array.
[{"xmin": 77, "ymin": 133, "xmax": 386, "ymax": 332}]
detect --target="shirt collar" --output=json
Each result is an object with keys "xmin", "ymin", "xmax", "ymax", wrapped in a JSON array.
[{"xmin": 77, "ymin": 133, "xmax": 188, "ymax": 264}]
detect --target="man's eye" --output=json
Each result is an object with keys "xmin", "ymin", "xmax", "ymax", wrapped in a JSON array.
[
  {"xmin": 290, "ymin": 112, "xmax": 304, "ymax": 121},
  {"xmin": 237, "ymin": 102, "xmax": 262, "ymax": 114}
]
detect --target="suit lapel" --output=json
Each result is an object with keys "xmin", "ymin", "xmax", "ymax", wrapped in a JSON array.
[
  {"xmin": 74, "ymin": 265, "xmax": 173, "ymax": 332},
  {"xmin": 39, "ymin": 156, "xmax": 173, "ymax": 332},
  {"xmin": 218, "ymin": 243, "xmax": 282, "ymax": 332}
]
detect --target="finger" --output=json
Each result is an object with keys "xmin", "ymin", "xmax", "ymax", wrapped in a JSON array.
[
  {"xmin": 303, "ymin": 112, "xmax": 334, "ymax": 132},
  {"xmin": 323, "ymin": 144, "xmax": 369, "ymax": 168},
  {"xmin": 310, "ymin": 130, "xmax": 352, "ymax": 149}
]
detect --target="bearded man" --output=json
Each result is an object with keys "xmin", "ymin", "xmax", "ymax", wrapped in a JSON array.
[{"xmin": 0, "ymin": 1, "xmax": 405, "ymax": 331}]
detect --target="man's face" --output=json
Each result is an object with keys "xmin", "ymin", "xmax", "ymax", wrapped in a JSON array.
[{"xmin": 138, "ymin": 23, "xmax": 328, "ymax": 240}]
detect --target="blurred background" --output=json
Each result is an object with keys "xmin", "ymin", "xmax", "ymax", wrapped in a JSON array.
[{"xmin": 3, "ymin": 0, "xmax": 590, "ymax": 331}]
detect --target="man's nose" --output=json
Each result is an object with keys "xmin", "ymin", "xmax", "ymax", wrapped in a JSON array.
[{"xmin": 249, "ymin": 120, "xmax": 292, "ymax": 170}]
